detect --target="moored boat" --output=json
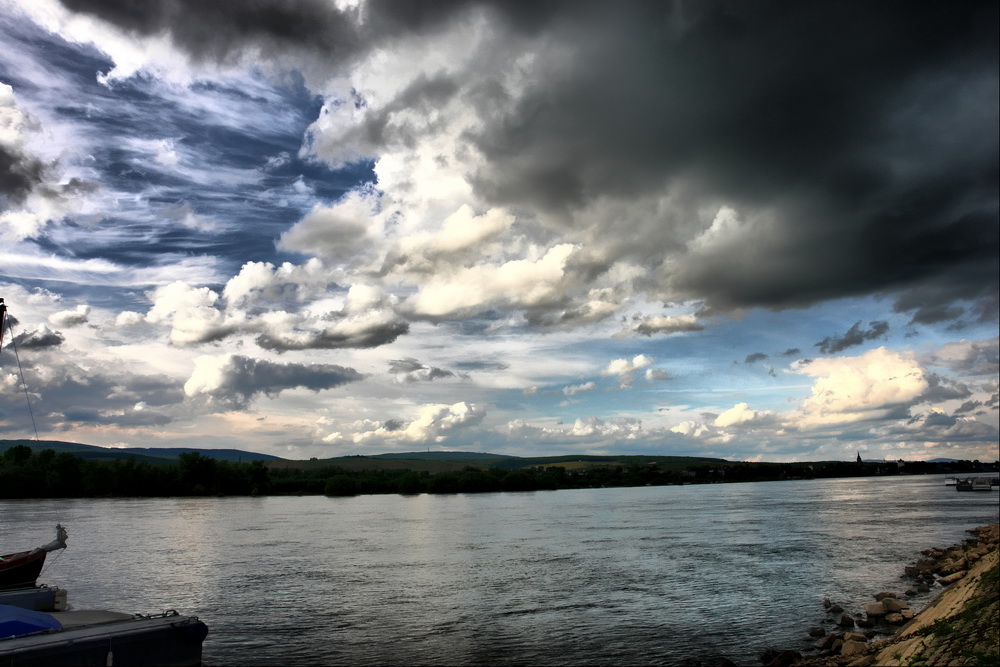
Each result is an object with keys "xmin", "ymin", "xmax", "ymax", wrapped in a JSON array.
[
  {"xmin": 955, "ymin": 477, "xmax": 993, "ymax": 492},
  {"xmin": 0, "ymin": 526, "xmax": 67, "ymax": 591},
  {"xmin": 0, "ymin": 606, "xmax": 208, "ymax": 667},
  {"xmin": 2, "ymin": 301, "xmax": 208, "ymax": 662},
  {"xmin": 0, "ymin": 526, "xmax": 208, "ymax": 666}
]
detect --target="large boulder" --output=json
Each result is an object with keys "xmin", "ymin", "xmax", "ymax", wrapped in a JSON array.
[
  {"xmin": 836, "ymin": 613, "xmax": 856, "ymax": 628},
  {"xmin": 885, "ymin": 612, "xmax": 904, "ymax": 624},
  {"xmin": 841, "ymin": 640, "xmax": 868, "ymax": 657},
  {"xmin": 938, "ymin": 571, "xmax": 966, "ymax": 585},
  {"xmin": 938, "ymin": 557, "xmax": 968, "ymax": 575},
  {"xmin": 863, "ymin": 601, "xmax": 886, "ymax": 617},
  {"xmin": 874, "ymin": 592, "xmax": 898, "ymax": 601},
  {"xmin": 882, "ymin": 598, "xmax": 909, "ymax": 613}
]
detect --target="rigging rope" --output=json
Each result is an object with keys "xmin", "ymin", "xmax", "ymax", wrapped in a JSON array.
[
  {"xmin": 3, "ymin": 312, "xmax": 42, "ymax": 442},
  {"xmin": 39, "ymin": 545, "xmax": 67, "ymax": 579}
]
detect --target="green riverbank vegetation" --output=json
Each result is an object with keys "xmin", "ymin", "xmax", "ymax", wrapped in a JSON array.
[{"xmin": 1, "ymin": 444, "xmax": 996, "ymax": 499}]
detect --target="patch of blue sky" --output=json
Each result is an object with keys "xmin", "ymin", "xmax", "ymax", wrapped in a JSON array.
[{"xmin": 0, "ymin": 13, "xmax": 108, "ymax": 93}]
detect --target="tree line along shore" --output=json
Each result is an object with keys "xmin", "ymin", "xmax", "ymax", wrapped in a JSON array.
[{"xmin": 1, "ymin": 444, "xmax": 996, "ymax": 499}]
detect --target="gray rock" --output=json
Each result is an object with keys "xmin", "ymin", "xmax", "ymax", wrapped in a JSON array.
[
  {"xmin": 863, "ymin": 601, "xmax": 886, "ymax": 617},
  {"xmin": 882, "ymin": 598, "xmax": 909, "ymax": 612},
  {"xmin": 836, "ymin": 613, "xmax": 855, "ymax": 628},
  {"xmin": 938, "ymin": 571, "xmax": 966, "ymax": 585},
  {"xmin": 841, "ymin": 640, "xmax": 868, "ymax": 656},
  {"xmin": 885, "ymin": 612, "xmax": 904, "ymax": 624},
  {"xmin": 808, "ymin": 627, "xmax": 826, "ymax": 637},
  {"xmin": 874, "ymin": 592, "xmax": 898, "ymax": 601},
  {"xmin": 829, "ymin": 604, "xmax": 844, "ymax": 614}
]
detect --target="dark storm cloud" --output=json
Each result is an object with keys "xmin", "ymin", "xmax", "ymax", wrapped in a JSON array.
[
  {"xmin": 255, "ymin": 320, "xmax": 409, "ymax": 351},
  {"xmin": 57, "ymin": 0, "xmax": 530, "ymax": 68},
  {"xmin": 56, "ymin": 0, "xmax": 580, "ymax": 65},
  {"xmin": 53, "ymin": 1, "xmax": 999, "ymax": 322},
  {"xmin": 782, "ymin": 348, "xmax": 800, "ymax": 357},
  {"xmin": 465, "ymin": 2, "xmax": 999, "ymax": 319},
  {"xmin": 920, "ymin": 373, "xmax": 972, "ymax": 404},
  {"xmin": 931, "ymin": 338, "xmax": 1000, "ymax": 377},
  {"xmin": 953, "ymin": 400, "xmax": 982, "ymax": 415},
  {"xmin": 196, "ymin": 355, "xmax": 364, "ymax": 409},
  {"xmin": 12, "ymin": 327, "xmax": 64, "ymax": 350},
  {"xmin": 382, "ymin": 418, "xmax": 404, "ymax": 432},
  {"xmin": 0, "ymin": 145, "xmax": 46, "ymax": 205},
  {"xmin": 388, "ymin": 357, "xmax": 456, "ymax": 383},
  {"xmin": 59, "ymin": 406, "xmax": 173, "ymax": 427},
  {"xmin": 58, "ymin": 0, "xmax": 365, "ymax": 65},
  {"xmin": 744, "ymin": 352, "xmax": 768, "ymax": 364},
  {"xmin": 0, "ymin": 365, "xmax": 183, "ymax": 431},
  {"xmin": 815, "ymin": 320, "xmax": 889, "ymax": 355}
]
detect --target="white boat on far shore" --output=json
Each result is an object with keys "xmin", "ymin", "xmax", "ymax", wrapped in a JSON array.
[{"xmin": 955, "ymin": 477, "xmax": 995, "ymax": 492}]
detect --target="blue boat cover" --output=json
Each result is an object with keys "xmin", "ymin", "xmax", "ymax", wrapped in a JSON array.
[{"xmin": 0, "ymin": 604, "xmax": 62, "ymax": 639}]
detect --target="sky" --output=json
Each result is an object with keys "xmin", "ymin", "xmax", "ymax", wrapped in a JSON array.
[{"xmin": 0, "ymin": 0, "xmax": 997, "ymax": 463}]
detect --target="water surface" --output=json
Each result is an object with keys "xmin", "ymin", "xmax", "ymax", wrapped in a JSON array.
[{"xmin": 2, "ymin": 475, "xmax": 997, "ymax": 665}]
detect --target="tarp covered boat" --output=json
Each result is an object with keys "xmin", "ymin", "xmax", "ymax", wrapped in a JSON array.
[{"xmin": 0, "ymin": 606, "xmax": 208, "ymax": 667}]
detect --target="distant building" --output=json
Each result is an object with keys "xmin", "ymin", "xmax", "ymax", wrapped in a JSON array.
[{"xmin": 856, "ymin": 452, "xmax": 863, "ymax": 464}]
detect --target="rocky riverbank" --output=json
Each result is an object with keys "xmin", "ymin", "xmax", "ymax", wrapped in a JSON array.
[{"xmin": 758, "ymin": 523, "xmax": 1000, "ymax": 667}]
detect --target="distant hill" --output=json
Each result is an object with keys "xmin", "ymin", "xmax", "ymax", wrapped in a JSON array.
[
  {"xmin": 1, "ymin": 440, "xmax": 733, "ymax": 471},
  {"xmin": 372, "ymin": 451, "xmax": 517, "ymax": 461},
  {"xmin": 271, "ymin": 452, "xmax": 731, "ymax": 473},
  {"xmin": 491, "ymin": 454, "xmax": 730, "ymax": 471},
  {"xmin": 0, "ymin": 439, "xmax": 283, "ymax": 463}
]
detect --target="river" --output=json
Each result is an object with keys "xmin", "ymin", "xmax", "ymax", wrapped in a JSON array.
[{"xmin": 2, "ymin": 474, "xmax": 998, "ymax": 665}]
